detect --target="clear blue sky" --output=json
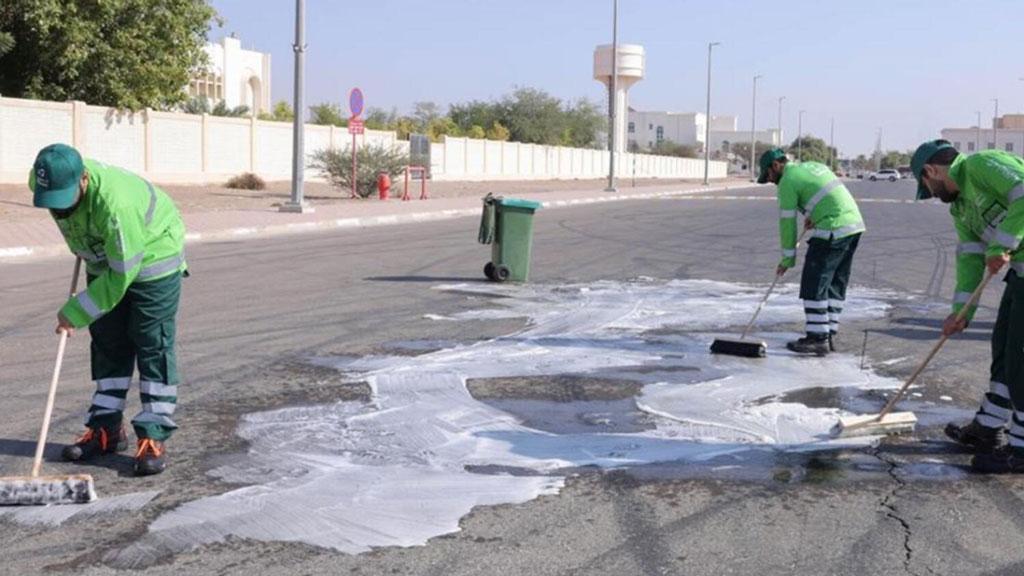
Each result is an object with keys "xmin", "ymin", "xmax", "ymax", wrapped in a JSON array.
[{"xmin": 210, "ymin": 0, "xmax": 1024, "ymax": 156}]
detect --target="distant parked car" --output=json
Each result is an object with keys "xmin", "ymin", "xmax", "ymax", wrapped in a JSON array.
[{"xmin": 868, "ymin": 169, "xmax": 901, "ymax": 182}]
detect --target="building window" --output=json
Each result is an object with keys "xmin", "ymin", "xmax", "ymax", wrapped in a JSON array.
[
  {"xmin": 628, "ymin": 122, "xmax": 635, "ymax": 134},
  {"xmin": 967, "ymin": 141, "xmax": 976, "ymax": 152},
  {"xmin": 988, "ymin": 142, "xmax": 995, "ymax": 150},
  {"xmin": 953, "ymin": 142, "xmax": 961, "ymax": 150},
  {"xmin": 656, "ymin": 126, "xmax": 664, "ymax": 142},
  {"xmin": 1007, "ymin": 142, "xmax": 1015, "ymax": 152},
  {"xmin": 649, "ymin": 123, "xmax": 653, "ymax": 130}
]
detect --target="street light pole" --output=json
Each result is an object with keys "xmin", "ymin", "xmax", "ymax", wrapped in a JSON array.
[
  {"xmin": 703, "ymin": 41, "xmax": 720, "ymax": 185},
  {"xmin": 976, "ymin": 110, "xmax": 982, "ymax": 153},
  {"xmin": 281, "ymin": 0, "xmax": 311, "ymax": 213},
  {"xmin": 829, "ymin": 117, "xmax": 835, "ymax": 170},
  {"xmin": 749, "ymin": 74, "xmax": 762, "ymax": 181},
  {"xmin": 797, "ymin": 109, "xmax": 805, "ymax": 161},
  {"xmin": 777, "ymin": 96, "xmax": 785, "ymax": 146},
  {"xmin": 993, "ymin": 97, "xmax": 1000, "ymax": 151},
  {"xmin": 605, "ymin": 0, "xmax": 618, "ymax": 192}
]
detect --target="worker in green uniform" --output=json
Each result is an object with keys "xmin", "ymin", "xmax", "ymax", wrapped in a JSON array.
[
  {"xmin": 29, "ymin": 143, "xmax": 186, "ymax": 476},
  {"xmin": 757, "ymin": 148, "xmax": 866, "ymax": 355},
  {"xmin": 911, "ymin": 139, "xmax": 1024, "ymax": 473}
]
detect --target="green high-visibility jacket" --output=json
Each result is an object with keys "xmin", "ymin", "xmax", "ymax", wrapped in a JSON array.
[
  {"xmin": 777, "ymin": 161, "xmax": 865, "ymax": 268},
  {"xmin": 948, "ymin": 151, "xmax": 1024, "ymax": 320},
  {"xmin": 31, "ymin": 159, "xmax": 187, "ymax": 328}
]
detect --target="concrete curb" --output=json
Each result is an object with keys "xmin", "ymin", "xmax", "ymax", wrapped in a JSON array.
[{"xmin": 0, "ymin": 184, "xmax": 747, "ymax": 265}]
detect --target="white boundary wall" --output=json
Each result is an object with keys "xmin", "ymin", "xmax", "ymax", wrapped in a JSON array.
[
  {"xmin": 429, "ymin": 136, "xmax": 725, "ymax": 181},
  {"xmin": 0, "ymin": 96, "xmax": 726, "ymax": 184}
]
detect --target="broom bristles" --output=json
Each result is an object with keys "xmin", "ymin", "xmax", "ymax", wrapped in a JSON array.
[
  {"xmin": 0, "ymin": 474, "xmax": 96, "ymax": 506},
  {"xmin": 710, "ymin": 338, "xmax": 767, "ymax": 358}
]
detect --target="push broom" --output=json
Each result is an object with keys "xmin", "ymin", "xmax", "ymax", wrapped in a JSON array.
[
  {"xmin": 710, "ymin": 229, "xmax": 808, "ymax": 358},
  {"xmin": 834, "ymin": 270, "xmax": 996, "ymax": 438},
  {"xmin": 0, "ymin": 258, "xmax": 97, "ymax": 505}
]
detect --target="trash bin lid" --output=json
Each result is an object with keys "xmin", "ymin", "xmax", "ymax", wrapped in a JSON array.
[{"xmin": 498, "ymin": 198, "xmax": 543, "ymax": 211}]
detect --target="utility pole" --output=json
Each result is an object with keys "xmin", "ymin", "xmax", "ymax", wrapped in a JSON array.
[
  {"xmin": 777, "ymin": 96, "xmax": 785, "ymax": 146},
  {"xmin": 605, "ymin": 0, "xmax": 619, "ymax": 192},
  {"xmin": 703, "ymin": 41, "xmax": 720, "ymax": 185},
  {"xmin": 281, "ymin": 0, "xmax": 311, "ymax": 213},
  {"xmin": 797, "ymin": 109, "xmax": 805, "ymax": 161},
  {"xmin": 976, "ymin": 110, "xmax": 982, "ymax": 153},
  {"xmin": 875, "ymin": 128, "xmax": 882, "ymax": 171},
  {"xmin": 993, "ymin": 98, "xmax": 1000, "ymax": 151},
  {"xmin": 749, "ymin": 74, "xmax": 762, "ymax": 181},
  {"xmin": 829, "ymin": 117, "xmax": 835, "ymax": 170}
]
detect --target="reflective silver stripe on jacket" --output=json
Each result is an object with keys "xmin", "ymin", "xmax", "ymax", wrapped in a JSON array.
[
  {"xmin": 76, "ymin": 291, "xmax": 103, "ymax": 319},
  {"xmin": 780, "ymin": 209, "xmax": 797, "ymax": 219},
  {"xmin": 810, "ymin": 221, "xmax": 866, "ymax": 240},
  {"xmin": 108, "ymin": 252, "xmax": 144, "ymax": 274},
  {"xmin": 956, "ymin": 242, "xmax": 986, "ymax": 255},
  {"xmin": 1009, "ymin": 184, "xmax": 1024, "ymax": 203},
  {"xmin": 137, "ymin": 252, "xmax": 185, "ymax": 280},
  {"xmin": 145, "ymin": 181, "xmax": 157, "ymax": 226},
  {"xmin": 74, "ymin": 248, "xmax": 105, "ymax": 263},
  {"xmin": 782, "ymin": 249, "xmax": 796, "ymax": 257},
  {"xmin": 953, "ymin": 291, "xmax": 973, "ymax": 304},
  {"xmin": 804, "ymin": 179, "xmax": 843, "ymax": 214},
  {"xmin": 995, "ymin": 229, "xmax": 1021, "ymax": 251}
]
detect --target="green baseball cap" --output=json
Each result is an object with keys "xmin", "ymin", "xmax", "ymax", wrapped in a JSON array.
[
  {"xmin": 757, "ymin": 148, "xmax": 787, "ymax": 184},
  {"xmin": 31, "ymin": 143, "xmax": 84, "ymax": 209},
  {"xmin": 910, "ymin": 139, "xmax": 955, "ymax": 200}
]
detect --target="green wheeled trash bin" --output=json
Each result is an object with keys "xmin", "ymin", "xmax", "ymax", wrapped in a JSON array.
[{"xmin": 478, "ymin": 194, "xmax": 542, "ymax": 282}]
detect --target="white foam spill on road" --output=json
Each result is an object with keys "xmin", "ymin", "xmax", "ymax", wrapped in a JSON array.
[
  {"xmin": 116, "ymin": 278, "xmax": 905, "ymax": 561},
  {"xmin": 0, "ymin": 490, "xmax": 160, "ymax": 526}
]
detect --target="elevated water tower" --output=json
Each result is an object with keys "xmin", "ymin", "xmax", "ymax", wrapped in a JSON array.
[{"xmin": 593, "ymin": 44, "xmax": 645, "ymax": 152}]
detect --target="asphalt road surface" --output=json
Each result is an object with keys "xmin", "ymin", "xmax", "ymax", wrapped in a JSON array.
[{"xmin": 3, "ymin": 179, "xmax": 1023, "ymax": 576}]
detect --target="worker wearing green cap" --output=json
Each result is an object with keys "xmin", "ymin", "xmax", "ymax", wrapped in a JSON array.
[
  {"xmin": 29, "ymin": 143, "xmax": 186, "ymax": 476},
  {"xmin": 757, "ymin": 148, "xmax": 865, "ymax": 355},
  {"xmin": 911, "ymin": 139, "xmax": 1024, "ymax": 473}
]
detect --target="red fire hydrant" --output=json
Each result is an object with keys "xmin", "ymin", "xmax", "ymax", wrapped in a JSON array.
[{"xmin": 377, "ymin": 172, "xmax": 391, "ymax": 201}]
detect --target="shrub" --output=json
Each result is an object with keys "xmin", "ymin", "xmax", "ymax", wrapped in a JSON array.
[
  {"xmin": 226, "ymin": 172, "xmax": 266, "ymax": 190},
  {"xmin": 311, "ymin": 144, "xmax": 411, "ymax": 198}
]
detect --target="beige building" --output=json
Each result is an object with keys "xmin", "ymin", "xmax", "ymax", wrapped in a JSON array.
[
  {"xmin": 940, "ymin": 115, "xmax": 1024, "ymax": 156},
  {"xmin": 188, "ymin": 35, "xmax": 271, "ymax": 115}
]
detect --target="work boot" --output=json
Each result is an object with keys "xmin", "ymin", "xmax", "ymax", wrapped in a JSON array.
[
  {"xmin": 62, "ymin": 425, "xmax": 128, "ymax": 461},
  {"xmin": 972, "ymin": 446, "xmax": 1024, "ymax": 474},
  {"xmin": 945, "ymin": 421, "xmax": 1006, "ymax": 453},
  {"xmin": 134, "ymin": 438, "xmax": 167, "ymax": 476},
  {"xmin": 786, "ymin": 335, "xmax": 830, "ymax": 356}
]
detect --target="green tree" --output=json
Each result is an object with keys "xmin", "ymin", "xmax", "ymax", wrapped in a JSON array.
[
  {"xmin": 412, "ymin": 101, "xmax": 441, "ymax": 131},
  {"xmin": 499, "ymin": 87, "xmax": 565, "ymax": 145},
  {"xmin": 212, "ymin": 100, "xmax": 249, "ymax": 117},
  {"xmin": 466, "ymin": 125, "xmax": 486, "ymax": 139},
  {"xmin": 879, "ymin": 150, "xmax": 912, "ymax": 169},
  {"xmin": 394, "ymin": 117, "xmax": 418, "ymax": 140},
  {"xmin": 560, "ymin": 99, "xmax": 604, "ymax": 148},
  {"xmin": 427, "ymin": 117, "xmax": 461, "ymax": 142},
  {"xmin": 265, "ymin": 100, "xmax": 294, "ymax": 122},
  {"xmin": 787, "ymin": 135, "xmax": 836, "ymax": 166},
  {"xmin": 486, "ymin": 121, "xmax": 511, "ymax": 141},
  {"xmin": 448, "ymin": 100, "xmax": 501, "ymax": 134},
  {"xmin": 309, "ymin": 102, "xmax": 348, "ymax": 126},
  {"xmin": 364, "ymin": 106, "xmax": 398, "ymax": 130},
  {"xmin": 0, "ymin": 0, "xmax": 218, "ymax": 109}
]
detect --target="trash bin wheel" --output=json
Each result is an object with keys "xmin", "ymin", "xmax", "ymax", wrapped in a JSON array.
[
  {"xmin": 494, "ymin": 264, "xmax": 511, "ymax": 282},
  {"xmin": 484, "ymin": 262, "xmax": 496, "ymax": 280}
]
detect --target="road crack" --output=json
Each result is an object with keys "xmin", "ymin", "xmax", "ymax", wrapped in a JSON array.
[{"xmin": 873, "ymin": 448, "xmax": 917, "ymax": 575}]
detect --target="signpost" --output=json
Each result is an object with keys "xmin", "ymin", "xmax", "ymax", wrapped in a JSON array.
[{"xmin": 348, "ymin": 88, "xmax": 364, "ymax": 198}]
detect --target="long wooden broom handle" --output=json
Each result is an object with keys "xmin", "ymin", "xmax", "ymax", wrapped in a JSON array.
[
  {"xmin": 31, "ymin": 258, "xmax": 82, "ymax": 478},
  {"xmin": 874, "ymin": 270, "xmax": 996, "ymax": 422},
  {"xmin": 740, "ymin": 228, "xmax": 811, "ymax": 339}
]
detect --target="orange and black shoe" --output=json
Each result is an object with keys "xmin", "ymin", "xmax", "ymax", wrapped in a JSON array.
[
  {"xmin": 61, "ymin": 425, "xmax": 128, "ymax": 461},
  {"xmin": 134, "ymin": 438, "xmax": 167, "ymax": 476}
]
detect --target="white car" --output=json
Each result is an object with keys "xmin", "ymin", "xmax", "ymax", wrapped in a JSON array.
[{"xmin": 868, "ymin": 169, "xmax": 901, "ymax": 182}]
